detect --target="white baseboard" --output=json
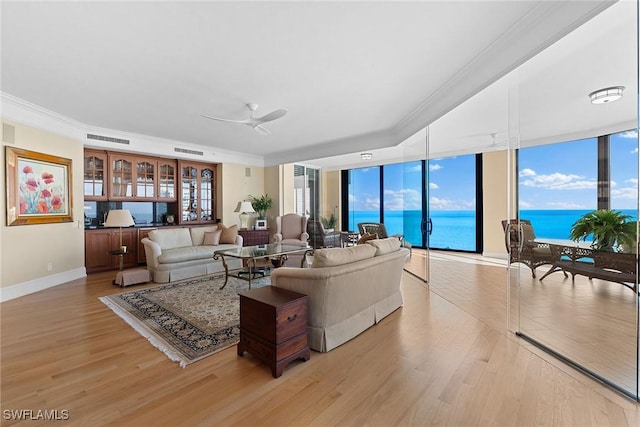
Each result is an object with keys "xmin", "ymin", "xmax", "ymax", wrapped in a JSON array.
[{"xmin": 0, "ymin": 268, "xmax": 87, "ymax": 302}]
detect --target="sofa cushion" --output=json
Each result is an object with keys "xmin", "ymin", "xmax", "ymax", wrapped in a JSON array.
[
  {"xmin": 149, "ymin": 228, "xmax": 193, "ymax": 250},
  {"xmin": 157, "ymin": 246, "xmax": 216, "ymax": 264},
  {"xmin": 366, "ymin": 237, "xmax": 401, "ymax": 256},
  {"xmin": 190, "ymin": 225, "xmax": 219, "ymax": 246},
  {"xmin": 219, "ymin": 224, "xmax": 239, "ymax": 244},
  {"xmin": 203, "ymin": 230, "xmax": 222, "ymax": 246},
  {"xmin": 311, "ymin": 244, "xmax": 376, "ymax": 268}
]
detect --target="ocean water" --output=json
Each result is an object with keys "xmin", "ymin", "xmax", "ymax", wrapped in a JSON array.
[{"xmin": 348, "ymin": 209, "xmax": 638, "ymax": 251}]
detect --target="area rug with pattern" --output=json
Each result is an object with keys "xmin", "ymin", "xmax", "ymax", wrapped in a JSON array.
[{"xmin": 99, "ymin": 274, "xmax": 270, "ymax": 367}]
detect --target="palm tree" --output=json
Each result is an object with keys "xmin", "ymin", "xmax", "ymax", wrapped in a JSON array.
[{"xmin": 569, "ymin": 209, "xmax": 636, "ymax": 252}]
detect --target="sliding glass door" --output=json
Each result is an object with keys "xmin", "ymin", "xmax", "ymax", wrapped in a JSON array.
[{"xmin": 508, "ymin": 1, "xmax": 639, "ymax": 400}]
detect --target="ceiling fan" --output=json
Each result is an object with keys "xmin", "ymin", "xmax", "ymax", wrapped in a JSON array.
[{"xmin": 201, "ymin": 103, "xmax": 288, "ymax": 135}]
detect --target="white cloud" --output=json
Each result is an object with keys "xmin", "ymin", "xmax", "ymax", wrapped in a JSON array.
[
  {"xmin": 407, "ymin": 165, "xmax": 422, "ymax": 173},
  {"xmin": 429, "ymin": 163, "xmax": 442, "ymax": 172},
  {"xmin": 429, "ymin": 196, "xmax": 474, "ymax": 210},
  {"xmin": 520, "ymin": 171, "xmax": 595, "ymax": 190},
  {"xmin": 519, "ymin": 200, "xmax": 533, "ymax": 209},
  {"xmin": 363, "ymin": 197, "xmax": 380, "ymax": 210},
  {"xmin": 519, "ymin": 168, "xmax": 536, "ymax": 177},
  {"xmin": 632, "ymin": 147, "xmax": 638, "ymax": 154},
  {"xmin": 611, "ymin": 187, "xmax": 638, "ymax": 200},
  {"xmin": 626, "ymin": 178, "xmax": 638, "ymax": 185},
  {"xmin": 620, "ymin": 130, "xmax": 638, "ymax": 139},
  {"xmin": 429, "ymin": 182, "xmax": 439, "ymax": 190},
  {"xmin": 383, "ymin": 188, "xmax": 421, "ymax": 210}
]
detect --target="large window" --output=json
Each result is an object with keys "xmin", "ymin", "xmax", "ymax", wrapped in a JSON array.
[
  {"xmin": 428, "ymin": 155, "xmax": 477, "ymax": 251},
  {"xmin": 518, "ymin": 131, "xmax": 638, "ymax": 240},
  {"xmin": 347, "ymin": 167, "xmax": 381, "ymax": 231},
  {"xmin": 345, "ymin": 154, "xmax": 478, "ymax": 251}
]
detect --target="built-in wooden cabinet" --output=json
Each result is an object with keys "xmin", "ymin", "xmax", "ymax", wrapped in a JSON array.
[
  {"xmin": 85, "ymin": 228, "xmax": 137, "ymax": 273},
  {"xmin": 84, "ymin": 150, "xmax": 108, "ymax": 200},
  {"xmin": 85, "ymin": 151, "xmax": 178, "ymax": 202},
  {"xmin": 179, "ymin": 161, "xmax": 216, "ymax": 224}
]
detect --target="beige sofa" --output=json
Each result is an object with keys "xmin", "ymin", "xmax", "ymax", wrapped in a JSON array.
[
  {"xmin": 141, "ymin": 225, "xmax": 243, "ymax": 283},
  {"xmin": 271, "ymin": 238, "xmax": 410, "ymax": 352}
]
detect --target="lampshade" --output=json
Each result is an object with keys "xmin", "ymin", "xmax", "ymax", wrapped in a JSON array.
[
  {"xmin": 589, "ymin": 86, "xmax": 624, "ymax": 104},
  {"xmin": 234, "ymin": 201, "xmax": 255, "ymax": 213},
  {"xmin": 104, "ymin": 209, "xmax": 135, "ymax": 227}
]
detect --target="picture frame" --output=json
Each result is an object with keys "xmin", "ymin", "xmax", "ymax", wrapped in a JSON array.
[
  {"xmin": 255, "ymin": 219, "xmax": 268, "ymax": 230},
  {"xmin": 5, "ymin": 147, "xmax": 73, "ymax": 226}
]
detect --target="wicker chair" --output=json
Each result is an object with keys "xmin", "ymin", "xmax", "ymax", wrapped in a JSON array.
[
  {"xmin": 307, "ymin": 220, "xmax": 341, "ymax": 249},
  {"xmin": 501, "ymin": 219, "xmax": 554, "ymax": 278}
]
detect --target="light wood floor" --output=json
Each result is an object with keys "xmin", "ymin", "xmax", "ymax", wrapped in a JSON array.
[{"xmin": 2, "ymin": 253, "xmax": 639, "ymax": 426}]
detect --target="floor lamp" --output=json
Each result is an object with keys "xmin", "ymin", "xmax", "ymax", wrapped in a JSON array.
[{"xmin": 104, "ymin": 209, "xmax": 135, "ymax": 253}]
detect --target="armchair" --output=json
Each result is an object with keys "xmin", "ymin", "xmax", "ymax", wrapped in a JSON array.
[
  {"xmin": 274, "ymin": 213, "xmax": 309, "ymax": 245},
  {"xmin": 501, "ymin": 219, "xmax": 554, "ymax": 278},
  {"xmin": 307, "ymin": 219, "xmax": 341, "ymax": 248}
]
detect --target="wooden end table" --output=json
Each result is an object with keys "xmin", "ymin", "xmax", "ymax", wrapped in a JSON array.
[{"xmin": 237, "ymin": 286, "xmax": 310, "ymax": 378}]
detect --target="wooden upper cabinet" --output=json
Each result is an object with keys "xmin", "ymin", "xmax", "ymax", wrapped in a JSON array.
[
  {"xmin": 108, "ymin": 153, "xmax": 134, "ymax": 200},
  {"xmin": 179, "ymin": 161, "xmax": 216, "ymax": 224},
  {"xmin": 84, "ymin": 150, "xmax": 108, "ymax": 200},
  {"xmin": 157, "ymin": 159, "xmax": 177, "ymax": 201}
]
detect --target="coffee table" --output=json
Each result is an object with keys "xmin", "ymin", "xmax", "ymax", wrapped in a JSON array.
[{"xmin": 213, "ymin": 243, "xmax": 312, "ymax": 290}]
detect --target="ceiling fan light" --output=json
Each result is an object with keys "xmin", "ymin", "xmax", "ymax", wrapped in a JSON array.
[
  {"xmin": 589, "ymin": 86, "xmax": 624, "ymax": 104},
  {"xmin": 361, "ymin": 152, "xmax": 373, "ymax": 160}
]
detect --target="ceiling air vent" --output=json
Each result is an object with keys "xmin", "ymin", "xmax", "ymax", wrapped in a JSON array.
[
  {"xmin": 87, "ymin": 134, "xmax": 130, "ymax": 145},
  {"xmin": 174, "ymin": 147, "xmax": 204, "ymax": 156}
]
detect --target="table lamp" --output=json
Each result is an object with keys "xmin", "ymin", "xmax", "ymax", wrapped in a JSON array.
[
  {"xmin": 104, "ymin": 209, "xmax": 135, "ymax": 252},
  {"xmin": 234, "ymin": 201, "xmax": 255, "ymax": 229}
]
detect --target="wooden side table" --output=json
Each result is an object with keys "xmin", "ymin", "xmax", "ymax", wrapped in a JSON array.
[
  {"xmin": 237, "ymin": 286, "xmax": 309, "ymax": 378},
  {"xmin": 238, "ymin": 229, "xmax": 270, "ymax": 246}
]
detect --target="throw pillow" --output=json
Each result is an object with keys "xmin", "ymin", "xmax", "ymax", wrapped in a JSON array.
[
  {"xmin": 365, "ymin": 237, "xmax": 401, "ymax": 256},
  {"xmin": 219, "ymin": 224, "xmax": 239, "ymax": 244},
  {"xmin": 357, "ymin": 232, "xmax": 378, "ymax": 245},
  {"xmin": 203, "ymin": 230, "xmax": 222, "ymax": 246}
]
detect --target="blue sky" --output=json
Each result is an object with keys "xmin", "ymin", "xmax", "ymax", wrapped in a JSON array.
[{"xmin": 349, "ymin": 128, "xmax": 638, "ymax": 212}]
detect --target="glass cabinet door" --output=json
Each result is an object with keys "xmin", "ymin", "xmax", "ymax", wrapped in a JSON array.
[
  {"xmin": 181, "ymin": 165, "xmax": 198, "ymax": 222},
  {"xmin": 83, "ymin": 150, "xmax": 107, "ymax": 200},
  {"xmin": 135, "ymin": 159, "xmax": 155, "ymax": 199},
  {"xmin": 108, "ymin": 154, "xmax": 133, "ymax": 199},
  {"xmin": 158, "ymin": 161, "xmax": 177, "ymax": 201}
]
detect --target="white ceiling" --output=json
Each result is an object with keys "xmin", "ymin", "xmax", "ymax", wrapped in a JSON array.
[{"xmin": 1, "ymin": 1, "xmax": 628, "ymax": 168}]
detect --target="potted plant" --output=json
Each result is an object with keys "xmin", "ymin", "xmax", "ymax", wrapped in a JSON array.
[
  {"xmin": 249, "ymin": 194, "xmax": 273, "ymax": 219},
  {"xmin": 321, "ymin": 213, "xmax": 337, "ymax": 231},
  {"xmin": 569, "ymin": 209, "xmax": 636, "ymax": 252}
]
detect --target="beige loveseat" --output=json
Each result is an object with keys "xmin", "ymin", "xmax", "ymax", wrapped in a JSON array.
[
  {"xmin": 271, "ymin": 237, "xmax": 410, "ymax": 352},
  {"xmin": 141, "ymin": 225, "xmax": 243, "ymax": 283}
]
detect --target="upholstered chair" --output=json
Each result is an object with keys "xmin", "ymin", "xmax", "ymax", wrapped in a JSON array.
[{"xmin": 274, "ymin": 213, "xmax": 309, "ymax": 245}]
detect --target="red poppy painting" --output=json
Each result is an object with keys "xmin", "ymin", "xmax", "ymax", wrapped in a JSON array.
[{"xmin": 5, "ymin": 147, "xmax": 73, "ymax": 225}]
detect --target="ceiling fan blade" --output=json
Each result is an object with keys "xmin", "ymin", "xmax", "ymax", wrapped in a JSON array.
[
  {"xmin": 201, "ymin": 114, "xmax": 250, "ymax": 124},
  {"xmin": 252, "ymin": 109, "xmax": 288, "ymax": 124},
  {"xmin": 253, "ymin": 124, "xmax": 271, "ymax": 135}
]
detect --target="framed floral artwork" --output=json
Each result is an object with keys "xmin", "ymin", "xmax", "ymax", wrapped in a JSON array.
[{"xmin": 5, "ymin": 147, "xmax": 73, "ymax": 226}]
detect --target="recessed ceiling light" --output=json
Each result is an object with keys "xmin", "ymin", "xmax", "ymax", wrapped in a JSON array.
[
  {"xmin": 361, "ymin": 152, "xmax": 373, "ymax": 160},
  {"xmin": 589, "ymin": 86, "xmax": 625, "ymax": 104}
]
